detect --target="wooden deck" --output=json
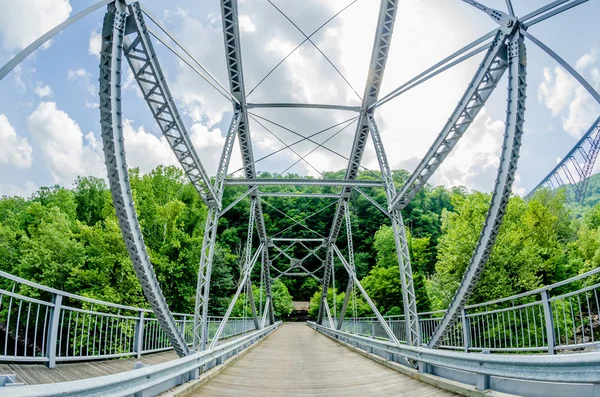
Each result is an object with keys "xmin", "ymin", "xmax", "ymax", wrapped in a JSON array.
[
  {"xmin": 0, "ymin": 350, "xmax": 178, "ymax": 385},
  {"xmin": 189, "ymin": 323, "xmax": 458, "ymax": 396}
]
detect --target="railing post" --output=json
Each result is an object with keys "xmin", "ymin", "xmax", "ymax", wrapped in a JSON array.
[
  {"xmin": 46, "ymin": 294, "xmax": 62, "ymax": 368},
  {"xmin": 371, "ymin": 321, "xmax": 376, "ymax": 339},
  {"xmin": 461, "ymin": 309, "xmax": 470, "ymax": 353},
  {"xmin": 541, "ymin": 290, "xmax": 555, "ymax": 355},
  {"xmin": 134, "ymin": 311, "xmax": 145, "ymax": 359}
]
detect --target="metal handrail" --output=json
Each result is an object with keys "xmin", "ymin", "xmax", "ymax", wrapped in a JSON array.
[
  {"xmin": 0, "ymin": 271, "xmax": 258, "ymax": 367},
  {"xmin": 341, "ymin": 266, "xmax": 600, "ymax": 354}
]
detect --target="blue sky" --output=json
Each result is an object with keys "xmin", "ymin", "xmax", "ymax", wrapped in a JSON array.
[{"xmin": 0, "ymin": 0, "xmax": 599, "ymax": 197}]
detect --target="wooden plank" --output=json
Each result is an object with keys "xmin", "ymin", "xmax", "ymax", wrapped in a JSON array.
[{"xmin": 188, "ymin": 323, "xmax": 458, "ymax": 397}]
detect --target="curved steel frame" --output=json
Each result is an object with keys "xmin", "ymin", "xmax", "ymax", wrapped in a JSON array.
[{"xmin": 0, "ymin": 0, "xmax": 596, "ymax": 364}]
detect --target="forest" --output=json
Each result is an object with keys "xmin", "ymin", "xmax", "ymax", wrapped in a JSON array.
[{"xmin": 1, "ymin": 165, "xmax": 600, "ymax": 320}]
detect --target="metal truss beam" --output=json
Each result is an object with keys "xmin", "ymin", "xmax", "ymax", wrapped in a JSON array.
[
  {"xmin": 271, "ymin": 238, "xmax": 326, "ymax": 242},
  {"xmin": 325, "ymin": 0, "xmax": 398, "ymax": 254},
  {"xmin": 194, "ymin": 110, "xmax": 241, "ymax": 351},
  {"xmin": 139, "ymin": 4, "xmax": 237, "ymax": 105},
  {"xmin": 0, "ymin": 0, "xmax": 113, "ymax": 81},
  {"xmin": 389, "ymin": 32, "xmax": 509, "ymax": 211},
  {"xmin": 258, "ymin": 192, "xmax": 341, "ymax": 199},
  {"xmin": 353, "ymin": 187, "xmax": 390, "ymax": 217},
  {"xmin": 262, "ymin": 245, "xmax": 274, "ymax": 325},
  {"xmin": 522, "ymin": 0, "xmax": 589, "ymax": 27},
  {"xmin": 209, "ymin": 242, "xmax": 264, "ymax": 348},
  {"xmin": 373, "ymin": 29, "xmax": 497, "ymax": 109},
  {"xmin": 219, "ymin": 187, "xmax": 256, "ymax": 216},
  {"xmin": 336, "ymin": 202, "xmax": 357, "ymax": 328},
  {"xmin": 429, "ymin": 30, "xmax": 527, "ymax": 348},
  {"xmin": 527, "ymin": 116, "xmax": 600, "ymax": 201},
  {"xmin": 332, "ymin": 244, "xmax": 400, "ymax": 343},
  {"xmin": 99, "ymin": 2, "xmax": 189, "ymax": 357},
  {"xmin": 124, "ymin": 3, "xmax": 218, "ymax": 207},
  {"xmin": 367, "ymin": 115, "xmax": 420, "ymax": 346},
  {"xmin": 226, "ymin": 179, "xmax": 384, "ymax": 187},
  {"xmin": 247, "ymin": 103, "xmax": 361, "ymax": 112},
  {"xmin": 317, "ymin": 245, "xmax": 334, "ymax": 325}
]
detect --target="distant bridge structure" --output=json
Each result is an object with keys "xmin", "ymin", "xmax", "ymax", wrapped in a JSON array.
[{"xmin": 1, "ymin": 0, "xmax": 600, "ymax": 396}]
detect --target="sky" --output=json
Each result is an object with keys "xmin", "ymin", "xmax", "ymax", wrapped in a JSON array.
[{"xmin": 0, "ymin": 0, "xmax": 599, "ymax": 198}]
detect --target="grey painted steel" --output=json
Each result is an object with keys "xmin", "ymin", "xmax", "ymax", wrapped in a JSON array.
[
  {"xmin": 522, "ymin": 30, "xmax": 600, "ymax": 200},
  {"xmin": 353, "ymin": 187, "xmax": 390, "ymax": 217},
  {"xmin": 316, "ymin": 246, "xmax": 333, "ymax": 325},
  {"xmin": 124, "ymin": 3, "xmax": 218, "ymax": 207},
  {"xmin": 261, "ymin": 245, "xmax": 274, "ymax": 325},
  {"xmin": 522, "ymin": 0, "xmax": 589, "ymax": 27},
  {"xmin": 139, "ymin": 4, "xmax": 237, "ymax": 105},
  {"xmin": 332, "ymin": 244, "xmax": 400, "ymax": 344},
  {"xmin": 335, "ymin": 201, "xmax": 357, "ymax": 329},
  {"xmin": 219, "ymin": 186, "xmax": 256, "ymax": 216},
  {"xmin": 225, "ymin": 178, "xmax": 384, "ymax": 187},
  {"xmin": 0, "ymin": 0, "xmax": 112, "ymax": 82},
  {"xmin": 522, "ymin": 30, "xmax": 600, "ymax": 105},
  {"xmin": 367, "ymin": 115, "xmax": 420, "ymax": 346},
  {"xmin": 372, "ymin": 29, "xmax": 497, "ymax": 109},
  {"xmin": 0, "ymin": 269, "xmax": 254, "ymax": 365},
  {"xmin": 527, "ymin": 116, "xmax": 600, "ymax": 201},
  {"xmin": 428, "ymin": 30, "xmax": 527, "ymax": 348},
  {"xmin": 194, "ymin": 110, "xmax": 241, "ymax": 351},
  {"xmin": 309, "ymin": 322, "xmax": 600, "ymax": 395},
  {"xmin": 258, "ymin": 192, "xmax": 340, "ymax": 198},
  {"xmin": 389, "ymin": 32, "xmax": 509, "ymax": 211},
  {"xmin": 10, "ymin": 323, "xmax": 280, "ymax": 397},
  {"xmin": 209, "ymin": 243, "xmax": 264, "ymax": 348},
  {"xmin": 99, "ymin": 2, "xmax": 188, "ymax": 358},
  {"xmin": 246, "ymin": 103, "xmax": 361, "ymax": 112}
]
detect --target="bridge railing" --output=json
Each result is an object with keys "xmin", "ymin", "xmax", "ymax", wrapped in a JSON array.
[
  {"xmin": 339, "ymin": 266, "xmax": 600, "ymax": 354},
  {"xmin": 0, "ymin": 270, "xmax": 256, "ymax": 366}
]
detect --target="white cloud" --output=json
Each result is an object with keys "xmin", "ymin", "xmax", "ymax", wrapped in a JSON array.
[
  {"xmin": 239, "ymin": 15, "xmax": 256, "ymax": 33},
  {"xmin": 538, "ymin": 48, "xmax": 600, "ymax": 138},
  {"xmin": 0, "ymin": 0, "xmax": 71, "ymax": 51},
  {"xmin": 68, "ymin": 68, "xmax": 97, "ymax": 97},
  {"xmin": 88, "ymin": 30, "xmax": 102, "ymax": 58},
  {"xmin": 27, "ymin": 102, "xmax": 104, "ymax": 185},
  {"xmin": 121, "ymin": 120, "xmax": 179, "ymax": 174},
  {"xmin": 33, "ymin": 81, "xmax": 52, "ymax": 98},
  {"xmin": 432, "ymin": 108, "xmax": 505, "ymax": 193},
  {"xmin": 0, "ymin": 114, "xmax": 33, "ymax": 169},
  {"xmin": 0, "ymin": 181, "xmax": 37, "ymax": 198},
  {"xmin": 576, "ymin": 48, "xmax": 597, "ymax": 72},
  {"xmin": 538, "ymin": 66, "xmax": 576, "ymax": 115}
]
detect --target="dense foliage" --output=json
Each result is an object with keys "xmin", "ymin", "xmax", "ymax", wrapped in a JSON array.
[{"xmin": 1, "ymin": 165, "xmax": 599, "ymax": 320}]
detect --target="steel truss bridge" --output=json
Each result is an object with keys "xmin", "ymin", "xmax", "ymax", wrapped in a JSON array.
[{"xmin": 1, "ymin": 0, "xmax": 600, "ymax": 396}]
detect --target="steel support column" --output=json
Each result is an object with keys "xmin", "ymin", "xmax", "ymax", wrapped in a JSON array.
[
  {"xmin": 428, "ymin": 29, "xmax": 527, "ymax": 348},
  {"xmin": 99, "ymin": 1, "xmax": 189, "ymax": 357},
  {"xmin": 368, "ymin": 115, "xmax": 420, "ymax": 346},
  {"xmin": 194, "ymin": 110, "xmax": 241, "ymax": 351}
]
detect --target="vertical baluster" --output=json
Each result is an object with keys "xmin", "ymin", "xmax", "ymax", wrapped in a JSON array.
[
  {"xmin": 56, "ymin": 305, "xmax": 64, "ymax": 358},
  {"xmin": 86, "ymin": 306, "xmax": 93, "ymax": 356},
  {"xmin": 24, "ymin": 302, "xmax": 31, "ymax": 357},
  {"xmin": 42, "ymin": 306, "xmax": 49, "ymax": 358},
  {"xmin": 569, "ymin": 298, "xmax": 577, "ymax": 345},
  {"xmin": 525, "ymin": 306, "xmax": 531, "ymax": 348},
  {"xmin": 4, "ymin": 291, "xmax": 14, "ymax": 355},
  {"xmin": 97, "ymin": 315, "xmax": 103, "ymax": 356},
  {"xmin": 577, "ymin": 294, "xmax": 584, "ymax": 346},
  {"xmin": 65, "ymin": 310, "xmax": 71, "ymax": 358},
  {"xmin": 34, "ymin": 304, "xmax": 40, "ymax": 358},
  {"xmin": 73, "ymin": 312, "xmax": 79, "ymax": 357}
]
